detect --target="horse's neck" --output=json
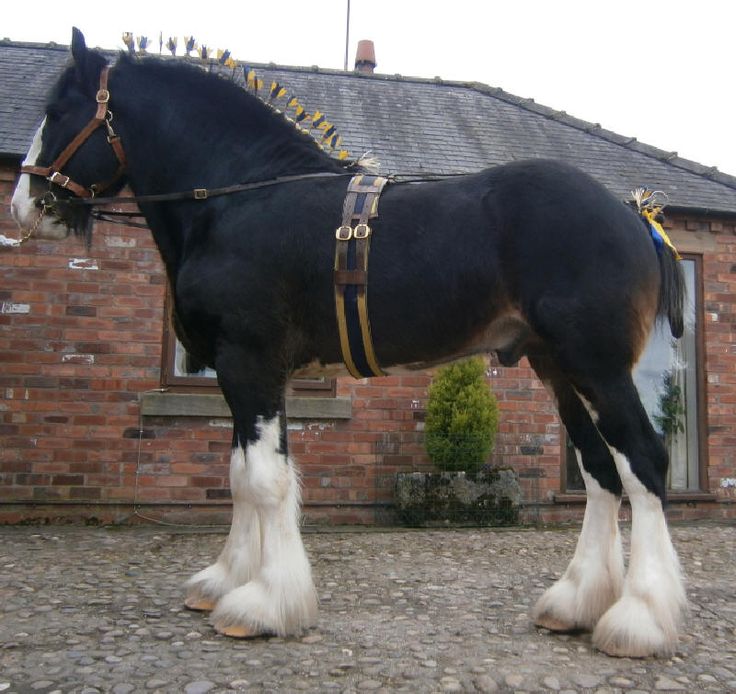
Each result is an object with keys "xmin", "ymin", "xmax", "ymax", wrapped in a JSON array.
[
  {"xmin": 113, "ymin": 63, "xmax": 337, "ymax": 196},
  {"xmin": 110, "ymin": 62, "xmax": 339, "ymax": 272}
]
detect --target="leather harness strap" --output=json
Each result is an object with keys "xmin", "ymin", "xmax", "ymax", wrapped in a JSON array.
[
  {"xmin": 21, "ymin": 66, "xmax": 127, "ymax": 199},
  {"xmin": 334, "ymin": 174, "xmax": 388, "ymax": 379}
]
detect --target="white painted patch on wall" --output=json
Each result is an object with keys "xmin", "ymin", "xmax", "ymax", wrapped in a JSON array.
[
  {"xmin": 0, "ymin": 234, "xmax": 22, "ymax": 248},
  {"xmin": 1, "ymin": 303, "xmax": 31, "ymax": 314},
  {"xmin": 208, "ymin": 418, "xmax": 233, "ymax": 428},
  {"xmin": 105, "ymin": 236, "xmax": 137, "ymax": 248},
  {"xmin": 68, "ymin": 259, "xmax": 99, "ymax": 270},
  {"xmin": 61, "ymin": 354, "xmax": 95, "ymax": 364}
]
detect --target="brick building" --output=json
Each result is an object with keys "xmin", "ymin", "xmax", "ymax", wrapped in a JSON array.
[{"xmin": 1, "ymin": 40, "xmax": 735, "ymax": 525}]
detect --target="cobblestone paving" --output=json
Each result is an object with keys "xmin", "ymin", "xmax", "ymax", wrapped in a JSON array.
[{"xmin": 0, "ymin": 523, "xmax": 734, "ymax": 693}]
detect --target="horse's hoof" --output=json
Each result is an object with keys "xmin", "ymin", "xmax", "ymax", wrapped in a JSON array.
[
  {"xmin": 213, "ymin": 621, "xmax": 263, "ymax": 639},
  {"xmin": 534, "ymin": 613, "xmax": 576, "ymax": 633},
  {"xmin": 184, "ymin": 595, "xmax": 217, "ymax": 612},
  {"xmin": 592, "ymin": 595, "xmax": 677, "ymax": 658}
]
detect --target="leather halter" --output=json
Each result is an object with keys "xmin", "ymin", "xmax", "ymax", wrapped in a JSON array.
[{"xmin": 21, "ymin": 66, "xmax": 127, "ymax": 199}]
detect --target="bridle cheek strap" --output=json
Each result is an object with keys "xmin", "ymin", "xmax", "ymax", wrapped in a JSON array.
[{"xmin": 21, "ymin": 66, "xmax": 127, "ymax": 199}]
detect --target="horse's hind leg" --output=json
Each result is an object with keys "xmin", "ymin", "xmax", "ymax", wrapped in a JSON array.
[
  {"xmin": 576, "ymin": 371, "xmax": 686, "ymax": 657},
  {"xmin": 187, "ymin": 345, "xmax": 317, "ymax": 637},
  {"xmin": 529, "ymin": 353, "xmax": 624, "ymax": 633}
]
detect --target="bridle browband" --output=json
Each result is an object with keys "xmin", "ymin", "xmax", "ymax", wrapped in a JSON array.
[{"xmin": 21, "ymin": 66, "xmax": 127, "ymax": 199}]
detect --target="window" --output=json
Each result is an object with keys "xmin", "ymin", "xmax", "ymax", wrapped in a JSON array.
[
  {"xmin": 632, "ymin": 256, "xmax": 703, "ymax": 491},
  {"xmin": 160, "ymin": 304, "xmax": 218, "ymax": 389},
  {"xmin": 564, "ymin": 256, "xmax": 704, "ymax": 492}
]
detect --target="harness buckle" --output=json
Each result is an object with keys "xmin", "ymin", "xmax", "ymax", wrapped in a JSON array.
[
  {"xmin": 96, "ymin": 88, "xmax": 110, "ymax": 104},
  {"xmin": 335, "ymin": 225, "xmax": 353, "ymax": 241},
  {"xmin": 48, "ymin": 171, "xmax": 71, "ymax": 188},
  {"xmin": 353, "ymin": 223, "xmax": 371, "ymax": 239},
  {"xmin": 193, "ymin": 188, "xmax": 209, "ymax": 200}
]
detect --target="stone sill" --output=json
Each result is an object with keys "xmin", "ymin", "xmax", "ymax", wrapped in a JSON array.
[
  {"xmin": 554, "ymin": 492, "xmax": 718, "ymax": 505},
  {"xmin": 140, "ymin": 391, "xmax": 352, "ymax": 420}
]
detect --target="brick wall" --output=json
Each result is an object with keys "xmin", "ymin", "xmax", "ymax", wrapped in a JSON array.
[{"xmin": 2, "ymin": 161, "xmax": 735, "ymax": 525}]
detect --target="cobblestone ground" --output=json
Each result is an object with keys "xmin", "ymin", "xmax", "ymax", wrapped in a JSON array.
[{"xmin": 0, "ymin": 523, "xmax": 734, "ymax": 693}]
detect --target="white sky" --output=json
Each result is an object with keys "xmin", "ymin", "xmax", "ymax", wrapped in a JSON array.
[{"xmin": 5, "ymin": 0, "xmax": 735, "ymax": 176}]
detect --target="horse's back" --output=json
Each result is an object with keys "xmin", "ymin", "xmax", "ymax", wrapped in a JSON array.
[
  {"xmin": 173, "ymin": 159, "xmax": 660, "ymax": 372},
  {"xmin": 369, "ymin": 159, "xmax": 660, "ymax": 369}
]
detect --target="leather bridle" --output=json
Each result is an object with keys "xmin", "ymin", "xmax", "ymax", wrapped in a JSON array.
[{"xmin": 21, "ymin": 66, "xmax": 127, "ymax": 199}]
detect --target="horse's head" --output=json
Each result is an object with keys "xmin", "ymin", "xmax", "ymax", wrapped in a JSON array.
[{"xmin": 10, "ymin": 28, "xmax": 127, "ymax": 243}]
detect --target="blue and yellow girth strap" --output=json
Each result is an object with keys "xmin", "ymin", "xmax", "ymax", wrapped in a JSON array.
[{"xmin": 334, "ymin": 175, "xmax": 389, "ymax": 379}]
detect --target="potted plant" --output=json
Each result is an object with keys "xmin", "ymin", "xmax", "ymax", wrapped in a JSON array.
[{"xmin": 395, "ymin": 357, "xmax": 521, "ymax": 526}]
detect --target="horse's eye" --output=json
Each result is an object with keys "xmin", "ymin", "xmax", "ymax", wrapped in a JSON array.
[{"xmin": 46, "ymin": 107, "xmax": 62, "ymax": 122}]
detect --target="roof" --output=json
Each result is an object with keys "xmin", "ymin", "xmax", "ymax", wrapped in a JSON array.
[{"xmin": 2, "ymin": 39, "xmax": 736, "ymax": 215}]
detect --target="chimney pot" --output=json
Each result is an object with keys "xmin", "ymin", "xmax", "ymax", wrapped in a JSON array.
[{"xmin": 354, "ymin": 39, "xmax": 376, "ymax": 74}]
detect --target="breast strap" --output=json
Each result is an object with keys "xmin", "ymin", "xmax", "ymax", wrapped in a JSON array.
[{"xmin": 334, "ymin": 174, "xmax": 389, "ymax": 379}]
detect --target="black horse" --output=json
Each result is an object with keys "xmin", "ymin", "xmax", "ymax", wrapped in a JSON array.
[{"xmin": 11, "ymin": 29, "xmax": 687, "ymax": 657}]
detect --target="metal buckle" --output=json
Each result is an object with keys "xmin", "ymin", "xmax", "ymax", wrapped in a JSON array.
[
  {"xmin": 96, "ymin": 89, "xmax": 110, "ymax": 104},
  {"xmin": 335, "ymin": 225, "xmax": 353, "ymax": 241},
  {"xmin": 193, "ymin": 188, "xmax": 208, "ymax": 200},
  {"xmin": 49, "ymin": 171, "xmax": 70, "ymax": 188},
  {"xmin": 40, "ymin": 190, "xmax": 57, "ymax": 210},
  {"xmin": 353, "ymin": 223, "xmax": 371, "ymax": 239}
]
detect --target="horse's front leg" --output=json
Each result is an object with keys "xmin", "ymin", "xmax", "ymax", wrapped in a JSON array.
[
  {"xmin": 211, "ymin": 413, "xmax": 317, "ymax": 637},
  {"xmin": 184, "ymin": 442, "xmax": 262, "ymax": 612},
  {"xmin": 185, "ymin": 346, "xmax": 317, "ymax": 637}
]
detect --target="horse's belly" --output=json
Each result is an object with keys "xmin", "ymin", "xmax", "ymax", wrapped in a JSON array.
[{"xmin": 291, "ymin": 312, "xmax": 532, "ymax": 379}]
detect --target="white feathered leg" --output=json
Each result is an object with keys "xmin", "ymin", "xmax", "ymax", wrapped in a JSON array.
[
  {"xmin": 593, "ymin": 449, "xmax": 686, "ymax": 657},
  {"xmin": 533, "ymin": 455, "xmax": 624, "ymax": 632},
  {"xmin": 211, "ymin": 416, "xmax": 318, "ymax": 637},
  {"xmin": 185, "ymin": 446, "xmax": 261, "ymax": 611}
]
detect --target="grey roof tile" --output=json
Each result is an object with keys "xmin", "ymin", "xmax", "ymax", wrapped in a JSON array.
[{"xmin": 2, "ymin": 40, "xmax": 735, "ymax": 215}]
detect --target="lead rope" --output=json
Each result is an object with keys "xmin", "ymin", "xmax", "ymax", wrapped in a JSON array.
[{"xmin": 0, "ymin": 204, "xmax": 49, "ymax": 248}]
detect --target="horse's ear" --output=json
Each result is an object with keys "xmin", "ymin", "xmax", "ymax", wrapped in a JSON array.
[
  {"xmin": 71, "ymin": 27, "xmax": 87, "ymax": 66},
  {"xmin": 70, "ymin": 27, "xmax": 106, "ymax": 90}
]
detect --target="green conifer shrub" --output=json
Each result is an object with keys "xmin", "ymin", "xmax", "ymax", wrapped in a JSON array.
[{"xmin": 425, "ymin": 357, "xmax": 499, "ymax": 473}]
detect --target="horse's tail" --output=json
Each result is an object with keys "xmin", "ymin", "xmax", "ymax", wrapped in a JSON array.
[
  {"xmin": 631, "ymin": 188, "xmax": 685, "ymax": 339},
  {"xmin": 656, "ymin": 242, "xmax": 685, "ymax": 339}
]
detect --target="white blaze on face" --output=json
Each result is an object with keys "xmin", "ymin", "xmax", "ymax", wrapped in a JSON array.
[
  {"xmin": 10, "ymin": 118, "xmax": 45, "ymax": 227},
  {"xmin": 10, "ymin": 118, "xmax": 67, "ymax": 239}
]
